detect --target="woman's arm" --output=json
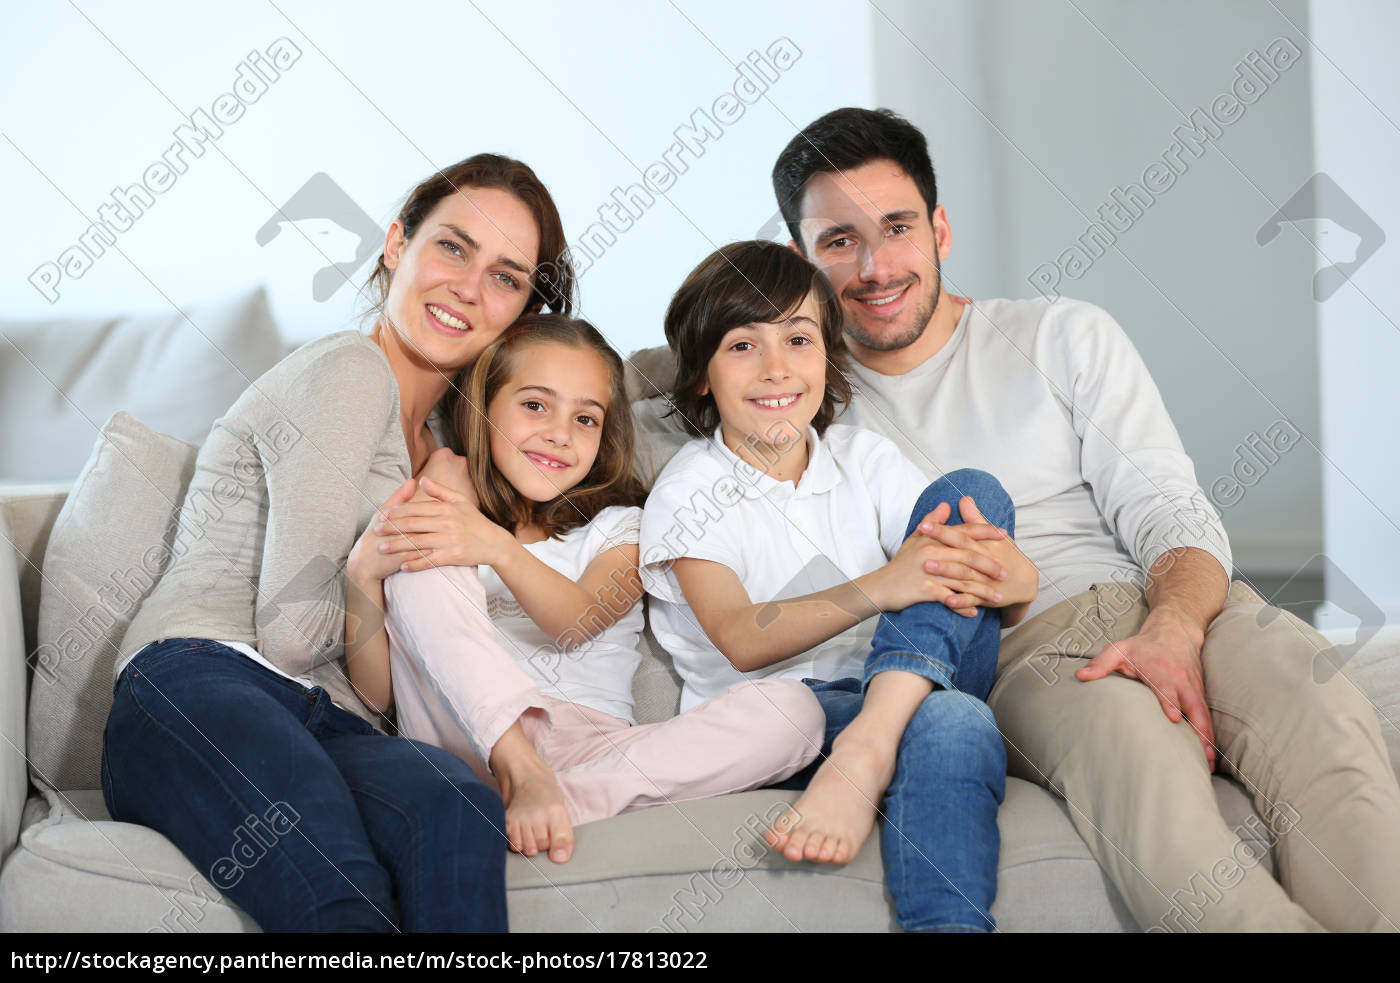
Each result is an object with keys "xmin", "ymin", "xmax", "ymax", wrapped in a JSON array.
[
  {"xmin": 256, "ymin": 344, "xmax": 406, "ymax": 672},
  {"xmin": 344, "ymin": 478, "xmax": 419, "ymax": 713}
]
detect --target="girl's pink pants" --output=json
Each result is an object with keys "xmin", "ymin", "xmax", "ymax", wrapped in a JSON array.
[{"xmin": 382, "ymin": 565, "xmax": 825, "ymax": 825}]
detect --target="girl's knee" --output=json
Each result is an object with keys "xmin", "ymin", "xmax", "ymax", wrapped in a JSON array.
[{"xmin": 741, "ymin": 679, "xmax": 826, "ymax": 745}]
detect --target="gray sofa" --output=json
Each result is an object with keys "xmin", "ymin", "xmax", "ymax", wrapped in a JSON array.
[
  {"xmin": 10, "ymin": 483, "xmax": 1400, "ymax": 933},
  {"xmin": 2, "ymin": 298, "xmax": 1397, "ymax": 933}
]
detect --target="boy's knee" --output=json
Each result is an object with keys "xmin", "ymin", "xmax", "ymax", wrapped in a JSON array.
[
  {"xmin": 905, "ymin": 692, "xmax": 1007, "ymax": 775},
  {"xmin": 918, "ymin": 469, "xmax": 1014, "ymax": 531}
]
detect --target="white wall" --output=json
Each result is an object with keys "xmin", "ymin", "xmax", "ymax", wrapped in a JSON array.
[
  {"xmin": 7, "ymin": 1, "xmax": 1391, "ymax": 608},
  {"xmin": 872, "ymin": 0, "xmax": 1323, "ymax": 577},
  {"xmin": 0, "ymin": 0, "xmax": 873, "ymax": 359},
  {"xmin": 1307, "ymin": 0, "xmax": 1400, "ymax": 621}
]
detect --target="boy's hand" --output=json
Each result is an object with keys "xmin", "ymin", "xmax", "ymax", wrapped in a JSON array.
[
  {"xmin": 934, "ymin": 497, "xmax": 1037, "ymax": 611},
  {"xmin": 867, "ymin": 522, "xmax": 1005, "ymax": 617}
]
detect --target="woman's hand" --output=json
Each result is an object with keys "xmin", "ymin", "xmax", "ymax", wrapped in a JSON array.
[
  {"xmin": 419, "ymin": 446, "xmax": 480, "ymax": 508},
  {"xmin": 347, "ymin": 478, "xmax": 418, "ymax": 587},
  {"xmin": 375, "ymin": 476, "xmax": 514, "ymax": 572}
]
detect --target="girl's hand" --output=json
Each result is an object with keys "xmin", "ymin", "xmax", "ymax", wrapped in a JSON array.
[
  {"xmin": 929, "ymin": 497, "xmax": 1038, "ymax": 612},
  {"xmin": 347, "ymin": 478, "xmax": 419, "ymax": 586},
  {"xmin": 376, "ymin": 476, "xmax": 514, "ymax": 572}
]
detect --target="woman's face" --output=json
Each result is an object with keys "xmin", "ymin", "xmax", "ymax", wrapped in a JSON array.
[{"xmin": 380, "ymin": 186, "xmax": 541, "ymax": 372}]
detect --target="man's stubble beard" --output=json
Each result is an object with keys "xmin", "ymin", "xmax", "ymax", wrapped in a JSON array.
[{"xmin": 842, "ymin": 253, "xmax": 942, "ymax": 354}]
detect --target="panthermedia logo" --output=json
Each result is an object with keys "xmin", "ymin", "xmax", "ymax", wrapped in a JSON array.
[
  {"xmin": 257, "ymin": 172, "xmax": 383, "ymax": 301},
  {"xmin": 1256, "ymin": 173, "xmax": 1385, "ymax": 301}
]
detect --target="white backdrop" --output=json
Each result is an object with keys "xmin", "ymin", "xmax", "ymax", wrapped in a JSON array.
[{"xmin": 0, "ymin": 0, "xmax": 873, "ymax": 353}]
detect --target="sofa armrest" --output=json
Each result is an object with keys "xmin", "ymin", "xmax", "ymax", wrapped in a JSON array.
[
  {"xmin": 0, "ymin": 483, "xmax": 71, "ymax": 657},
  {"xmin": 0, "ymin": 507, "xmax": 34, "ymax": 861}
]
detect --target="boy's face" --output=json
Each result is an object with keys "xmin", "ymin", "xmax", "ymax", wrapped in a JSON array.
[
  {"xmin": 794, "ymin": 159, "xmax": 949, "ymax": 359},
  {"xmin": 700, "ymin": 292, "xmax": 827, "ymax": 453}
]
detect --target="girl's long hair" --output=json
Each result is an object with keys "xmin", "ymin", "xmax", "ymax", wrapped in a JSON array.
[{"xmin": 455, "ymin": 315, "xmax": 646, "ymax": 538}]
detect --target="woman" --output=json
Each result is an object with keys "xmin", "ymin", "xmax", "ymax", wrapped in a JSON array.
[{"xmin": 101, "ymin": 154, "xmax": 575, "ymax": 932}]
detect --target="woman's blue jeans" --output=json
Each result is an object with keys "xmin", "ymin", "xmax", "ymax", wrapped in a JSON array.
[
  {"xmin": 775, "ymin": 469, "xmax": 1012, "ymax": 933},
  {"xmin": 101, "ymin": 639, "xmax": 508, "ymax": 932}
]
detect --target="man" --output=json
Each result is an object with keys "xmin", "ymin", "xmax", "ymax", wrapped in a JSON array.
[{"xmin": 758, "ymin": 106, "xmax": 1400, "ymax": 932}]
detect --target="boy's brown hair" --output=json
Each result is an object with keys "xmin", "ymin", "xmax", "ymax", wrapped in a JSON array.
[{"xmin": 662, "ymin": 240, "xmax": 850, "ymax": 438}]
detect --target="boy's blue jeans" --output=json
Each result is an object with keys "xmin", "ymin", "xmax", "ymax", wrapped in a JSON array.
[
  {"xmin": 102, "ymin": 639, "xmax": 508, "ymax": 932},
  {"xmin": 775, "ymin": 469, "xmax": 1012, "ymax": 933}
]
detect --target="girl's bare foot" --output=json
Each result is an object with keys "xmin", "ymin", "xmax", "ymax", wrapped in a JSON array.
[
  {"xmin": 490, "ymin": 718, "xmax": 574, "ymax": 862},
  {"xmin": 498, "ymin": 763, "xmax": 575, "ymax": 863},
  {"xmin": 764, "ymin": 728, "xmax": 897, "ymax": 865}
]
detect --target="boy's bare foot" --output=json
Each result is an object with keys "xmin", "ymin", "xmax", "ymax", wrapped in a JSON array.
[
  {"xmin": 764, "ymin": 727, "xmax": 897, "ymax": 865},
  {"xmin": 491, "ymin": 719, "xmax": 574, "ymax": 863},
  {"xmin": 498, "ymin": 764, "xmax": 575, "ymax": 863}
]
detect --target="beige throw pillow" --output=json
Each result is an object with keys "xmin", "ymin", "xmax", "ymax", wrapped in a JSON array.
[{"xmin": 29, "ymin": 413, "xmax": 197, "ymax": 791}]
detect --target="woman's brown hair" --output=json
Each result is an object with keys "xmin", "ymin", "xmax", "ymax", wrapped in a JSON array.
[
  {"xmin": 663, "ymin": 240, "xmax": 850, "ymax": 438},
  {"xmin": 457, "ymin": 315, "xmax": 647, "ymax": 539},
  {"xmin": 365, "ymin": 153, "xmax": 578, "ymax": 436}
]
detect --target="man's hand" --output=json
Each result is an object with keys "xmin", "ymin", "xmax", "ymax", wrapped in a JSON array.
[{"xmin": 1075, "ymin": 610, "xmax": 1216, "ymax": 772}]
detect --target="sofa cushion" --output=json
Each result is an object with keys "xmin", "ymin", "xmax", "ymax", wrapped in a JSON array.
[
  {"xmin": 0, "ymin": 778, "xmax": 1161, "ymax": 932},
  {"xmin": 0, "ymin": 286, "xmax": 283, "ymax": 482},
  {"xmin": 0, "ymin": 788, "xmax": 255, "ymax": 933},
  {"xmin": 29, "ymin": 414, "xmax": 197, "ymax": 792}
]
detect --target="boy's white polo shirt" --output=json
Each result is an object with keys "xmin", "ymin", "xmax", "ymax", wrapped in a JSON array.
[{"xmin": 640, "ymin": 423, "xmax": 930, "ymax": 711}]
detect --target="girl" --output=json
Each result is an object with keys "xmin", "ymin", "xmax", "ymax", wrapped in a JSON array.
[
  {"xmin": 639, "ymin": 240, "xmax": 1038, "ymax": 932},
  {"xmin": 104, "ymin": 153, "xmax": 572, "ymax": 932},
  {"xmin": 354, "ymin": 316, "xmax": 824, "ymax": 864}
]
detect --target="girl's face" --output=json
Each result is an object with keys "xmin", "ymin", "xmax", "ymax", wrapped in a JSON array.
[
  {"xmin": 487, "ymin": 342, "xmax": 613, "ymax": 503},
  {"xmin": 380, "ymin": 187, "xmax": 541, "ymax": 372},
  {"xmin": 700, "ymin": 292, "xmax": 828, "ymax": 449}
]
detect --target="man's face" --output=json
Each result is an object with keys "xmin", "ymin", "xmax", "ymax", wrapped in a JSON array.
[{"xmin": 795, "ymin": 160, "xmax": 949, "ymax": 355}]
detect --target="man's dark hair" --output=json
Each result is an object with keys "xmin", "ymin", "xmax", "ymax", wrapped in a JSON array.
[
  {"xmin": 663, "ymin": 240, "xmax": 850, "ymax": 438},
  {"xmin": 772, "ymin": 107, "xmax": 938, "ymax": 251}
]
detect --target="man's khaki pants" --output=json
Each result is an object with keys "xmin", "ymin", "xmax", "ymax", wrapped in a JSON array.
[{"xmin": 989, "ymin": 580, "xmax": 1400, "ymax": 932}]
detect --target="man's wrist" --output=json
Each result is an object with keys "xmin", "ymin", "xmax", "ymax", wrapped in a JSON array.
[{"xmin": 1143, "ymin": 603, "xmax": 1206, "ymax": 648}]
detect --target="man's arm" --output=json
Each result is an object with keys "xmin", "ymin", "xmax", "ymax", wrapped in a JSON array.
[{"xmin": 1045, "ymin": 302, "xmax": 1234, "ymax": 771}]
